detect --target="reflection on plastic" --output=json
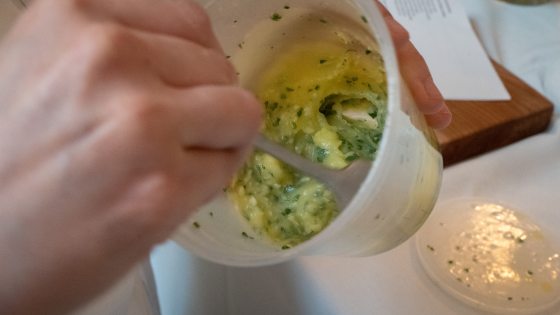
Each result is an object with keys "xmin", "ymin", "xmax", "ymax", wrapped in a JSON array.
[{"xmin": 416, "ymin": 199, "xmax": 560, "ymax": 314}]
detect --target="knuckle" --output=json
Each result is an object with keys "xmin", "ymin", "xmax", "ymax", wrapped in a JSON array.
[
  {"xmin": 82, "ymin": 23, "xmax": 134, "ymax": 63},
  {"xmin": 119, "ymin": 95, "xmax": 165, "ymax": 129},
  {"xmin": 186, "ymin": 2, "xmax": 213, "ymax": 33},
  {"xmin": 202, "ymin": 49, "xmax": 237, "ymax": 83},
  {"xmin": 65, "ymin": 0, "xmax": 93, "ymax": 12},
  {"xmin": 387, "ymin": 19, "xmax": 410, "ymax": 47}
]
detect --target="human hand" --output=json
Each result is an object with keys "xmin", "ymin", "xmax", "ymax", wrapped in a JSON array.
[
  {"xmin": 376, "ymin": 1, "xmax": 452, "ymax": 129},
  {"xmin": 0, "ymin": 0, "xmax": 261, "ymax": 314}
]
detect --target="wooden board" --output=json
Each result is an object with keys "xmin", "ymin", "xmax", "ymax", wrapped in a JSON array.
[{"xmin": 435, "ymin": 62, "xmax": 554, "ymax": 167}]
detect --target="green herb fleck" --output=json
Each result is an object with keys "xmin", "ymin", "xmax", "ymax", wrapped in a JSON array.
[
  {"xmin": 286, "ymin": 87, "xmax": 295, "ymax": 92},
  {"xmin": 528, "ymin": 270, "xmax": 534, "ymax": 276},
  {"xmin": 209, "ymin": 212, "xmax": 214, "ymax": 217},
  {"xmin": 508, "ymin": 297, "xmax": 513, "ymax": 301},
  {"xmin": 193, "ymin": 221, "xmax": 200, "ymax": 229},
  {"xmin": 297, "ymin": 108, "xmax": 303, "ymax": 117},
  {"xmin": 448, "ymin": 260, "xmax": 454, "ymax": 265},
  {"xmin": 464, "ymin": 268, "xmax": 470, "ymax": 273},
  {"xmin": 314, "ymin": 85, "xmax": 320, "ymax": 90},
  {"xmin": 284, "ymin": 5, "xmax": 290, "ymax": 9},
  {"xmin": 315, "ymin": 147, "xmax": 328, "ymax": 163},
  {"xmin": 365, "ymin": 49, "xmax": 372, "ymax": 55},
  {"xmin": 282, "ymin": 208, "xmax": 292, "ymax": 216},
  {"xmin": 281, "ymin": 245, "xmax": 291, "ymax": 250},
  {"xmin": 427, "ymin": 245, "xmax": 435, "ymax": 252},
  {"xmin": 241, "ymin": 231, "xmax": 254, "ymax": 239},
  {"xmin": 345, "ymin": 154, "xmax": 359, "ymax": 162},
  {"xmin": 238, "ymin": 42, "xmax": 243, "ymax": 49},
  {"xmin": 226, "ymin": 55, "xmax": 231, "ymax": 59},
  {"xmin": 319, "ymin": 59, "xmax": 327, "ymax": 64},
  {"xmin": 319, "ymin": 18, "xmax": 328, "ymax": 24},
  {"xmin": 234, "ymin": 19, "xmax": 238, "ymax": 23},
  {"xmin": 361, "ymin": 15, "xmax": 368, "ymax": 23},
  {"xmin": 271, "ymin": 13, "xmax": 282, "ymax": 21},
  {"xmin": 267, "ymin": 102, "xmax": 278, "ymax": 111}
]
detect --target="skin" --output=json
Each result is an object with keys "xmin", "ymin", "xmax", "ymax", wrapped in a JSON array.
[
  {"xmin": 377, "ymin": 2, "xmax": 452, "ymax": 129},
  {"xmin": 0, "ymin": 0, "xmax": 450, "ymax": 314}
]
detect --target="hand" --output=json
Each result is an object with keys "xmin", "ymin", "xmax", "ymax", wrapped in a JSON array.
[
  {"xmin": 376, "ymin": 1, "xmax": 452, "ymax": 129},
  {"xmin": 0, "ymin": 0, "xmax": 261, "ymax": 314}
]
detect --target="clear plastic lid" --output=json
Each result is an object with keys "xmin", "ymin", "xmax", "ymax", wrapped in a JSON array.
[{"xmin": 415, "ymin": 198, "xmax": 560, "ymax": 314}]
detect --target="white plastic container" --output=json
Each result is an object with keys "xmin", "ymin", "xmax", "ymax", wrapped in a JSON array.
[{"xmin": 173, "ymin": 0, "xmax": 443, "ymax": 266}]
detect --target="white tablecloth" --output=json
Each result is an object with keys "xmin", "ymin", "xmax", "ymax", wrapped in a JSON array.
[{"xmin": 151, "ymin": 1, "xmax": 560, "ymax": 314}]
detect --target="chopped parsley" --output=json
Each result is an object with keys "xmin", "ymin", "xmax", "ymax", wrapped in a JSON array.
[
  {"xmin": 361, "ymin": 15, "xmax": 368, "ymax": 23},
  {"xmin": 271, "ymin": 13, "xmax": 282, "ymax": 21},
  {"xmin": 192, "ymin": 221, "xmax": 200, "ymax": 229},
  {"xmin": 241, "ymin": 231, "xmax": 254, "ymax": 239}
]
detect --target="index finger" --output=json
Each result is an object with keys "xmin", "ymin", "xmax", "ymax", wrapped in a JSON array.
[{"xmin": 69, "ymin": 0, "xmax": 223, "ymax": 52}]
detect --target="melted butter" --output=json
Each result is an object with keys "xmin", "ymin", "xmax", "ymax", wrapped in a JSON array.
[{"xmin": 228, "ymin": 8, "xmax": 387, "ymax": 248}]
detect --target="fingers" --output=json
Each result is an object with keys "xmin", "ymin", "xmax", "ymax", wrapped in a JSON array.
[
  {"xmin": 397, "ymin": 41, "xmax": 451, "ymax": 129},
  {"xmin": 398, "ymin": 41, "xmax": 444, "ymax": 114},
  {"xmin": 384, "ymin": 17, "xmax": 410, "ymax": 49},
  {"xmin": 130, "ymin": 29, "xmax": 236, "ymax": 87},
  {"xmin": 376, "ymin": 0, "xmax": 451, "ymax": 129},
  {"xmin": 171, "ymin": 86, "xmax": 263, "ymax": 149},
  {"xmin": 179, "ymin": 147, "xmax": 249, "ymax": 211},
  {"xmin": 68, "ymin": 0, "xmax": 222, "ymax": 52},
  {"xmin": 425, "ymin": 107, "xmax": 453, "ymax": 130}
]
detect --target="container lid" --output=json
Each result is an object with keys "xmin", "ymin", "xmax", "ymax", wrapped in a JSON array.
[{"xmin": 415, "ymin": 198, "xmax": 560, "ymax": 314}]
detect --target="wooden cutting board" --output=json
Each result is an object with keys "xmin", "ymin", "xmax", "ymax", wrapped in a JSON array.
[{"xmin": 435, "ymin": 62, "xmax": 554, "ymax": 167}]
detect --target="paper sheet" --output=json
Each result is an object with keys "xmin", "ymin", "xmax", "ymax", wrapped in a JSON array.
[{"xmin": 379, "ymin": 0, "xmax": 511, "ymax": 101}]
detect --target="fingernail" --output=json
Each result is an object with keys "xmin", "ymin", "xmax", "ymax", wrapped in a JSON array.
[{"xmin": 431, "ymin": 106, "xmax": 452, "ymax": 129}]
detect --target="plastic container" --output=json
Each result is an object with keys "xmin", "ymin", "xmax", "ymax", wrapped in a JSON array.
[{"xmin": 173, "ymin": 0, "xmax": 443, "ymax": 266}]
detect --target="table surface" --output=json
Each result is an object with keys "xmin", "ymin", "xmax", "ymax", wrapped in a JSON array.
[{"xmin": 151, "ymin": 1, "xmax": 560, "ymax": 315}]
